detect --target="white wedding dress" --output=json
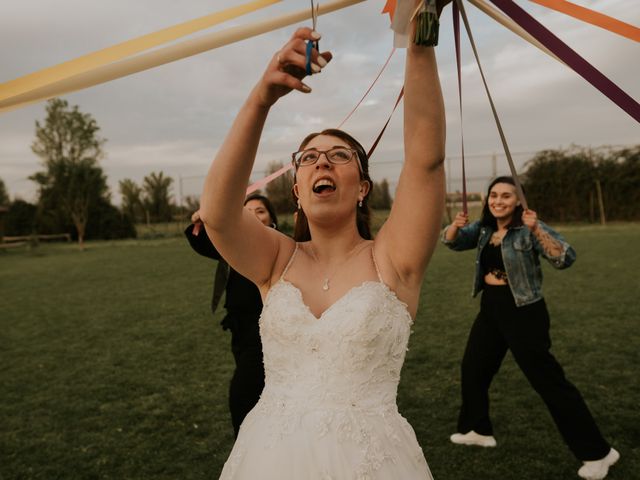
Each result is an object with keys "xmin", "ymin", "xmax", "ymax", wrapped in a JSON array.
[{"xmin": 219, "ymin": 246, "xmax": 433, "ymax": 479}]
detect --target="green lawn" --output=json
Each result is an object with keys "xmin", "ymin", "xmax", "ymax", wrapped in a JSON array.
[{"xmin": 1, "ymin": 224, "xmax": 638, "ymax": 479}]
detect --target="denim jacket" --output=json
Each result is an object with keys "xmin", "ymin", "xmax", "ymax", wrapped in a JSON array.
[{"xmin": 441, "ymin": 220, "xmax": 576, "ymax": 307}]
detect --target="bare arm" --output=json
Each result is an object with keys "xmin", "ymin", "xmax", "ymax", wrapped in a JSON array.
[
  {"xmin": 444, "ymin": 211, "xmax": 469, "ymax": 242},
  {"xmin": 199, "ymin": 28, "xmax": 330, "ymax": 288},
  {"xmin": 376, "ymin": 35, "xmax": 446, "ymax": 289}
]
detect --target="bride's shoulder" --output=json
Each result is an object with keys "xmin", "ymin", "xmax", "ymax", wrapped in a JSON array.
[{"xmin": 268, "ymin": 236, "xmax": 299, "ymax": 283}]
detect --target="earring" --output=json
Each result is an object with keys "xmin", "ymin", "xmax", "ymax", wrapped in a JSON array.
[
  {"xmin": 358, "ymin": 200, "xmax": 363, "ymax": 208},
  {"xmin": 297, "ymin": 200, "xmax": 301, "ymax": 210}
]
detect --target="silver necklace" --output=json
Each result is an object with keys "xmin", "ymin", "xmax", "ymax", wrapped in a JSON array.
[{"xmin": 308, "ymin": 241, "xmax": 369, "ymax": 291}]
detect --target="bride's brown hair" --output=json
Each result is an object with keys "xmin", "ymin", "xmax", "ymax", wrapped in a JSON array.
[{"xmin": 292, "ymin": 129, "xmax": 372, "ymax": 242}]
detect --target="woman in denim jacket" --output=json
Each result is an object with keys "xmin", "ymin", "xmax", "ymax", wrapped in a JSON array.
[{"xmin": 442, "ymin": 176, "xmax": 618, "ymax": 480}]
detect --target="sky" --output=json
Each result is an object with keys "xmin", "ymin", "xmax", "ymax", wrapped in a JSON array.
[{"xmin": 0, "ymin": 0, "xmax": 638, "ymax": 204}]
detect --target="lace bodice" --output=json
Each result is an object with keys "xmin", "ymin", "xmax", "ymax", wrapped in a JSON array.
[{"xmin": 259, "ymin": 279, "xmax": 413, "ymax": 412}]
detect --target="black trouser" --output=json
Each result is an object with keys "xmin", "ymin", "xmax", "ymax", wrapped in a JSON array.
[
  {"xmin": 227, "ymin": 313, "xmax": 265, "ymax": 438},
  {"xmin": 457, "ymin": 285, "xmax": 610, "ymax": 461}
]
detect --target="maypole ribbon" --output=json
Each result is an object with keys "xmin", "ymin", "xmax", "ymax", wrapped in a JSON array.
[
  {"xmin": 338, "ymin": 47, "xmax": 396, "ymax": 129},
  {"xmin": 246, "ymin": 163, "xmax": 294, "ymax": 195},
  {"xmin": 0, "ymin": 0, "xmax": 366, "ymax": 114},
  {"xmin": 488, "ymin": 0, "xmax": 640, "ymax": 123},
  {"xmin": 529, "ymin": 0, "xmax": 640, "ymax": 43},
  {"xmin": 0, "ymin": 0, "xmax": 280, "ymax": 103},
  {"xmin": 367, "ymin": 87, "xmax": 404, "ymax": 159},
  {"xmin": 246, "ymin": 54, "xmax": 403, "ymax": 194},
  {"xmin": 468, "ymin": 0, "xmax": 562, "ymax": 64},
  {"xmin": 390, "ymin": 1, "xmax": 422, "ymax": 47},
  {"xmin": 246, "ymin": 87, "xmax": 404, "ymax": 195},
  {"xmin": 455, "ymin": 0, "xmax": 528, "ymax": 209},
  {"xmin": 306, "ymin": 0, "xmax": 321, "ymax": 75},
  {"xmin": 382, "ymin": 0, "xmax": 398, "ymax": 22},
  {"xmin": 452, "ymin": 1, "xmax": 468, "ymax": 215}
]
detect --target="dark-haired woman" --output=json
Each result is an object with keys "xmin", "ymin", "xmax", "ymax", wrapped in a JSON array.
[
  {"xmin": 185, "ymin": 193, "xmax": 278, "ymax": 437},
  {"xmin": 443, "ymin": 176, "xmax": 618, "ymax": 480},
  {"xmin": 198, "ymin": 20, "xmax": 445, "ymax": 479}
]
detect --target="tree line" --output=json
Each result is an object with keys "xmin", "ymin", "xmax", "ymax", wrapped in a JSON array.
[
  {"xmin": 1, "ymin": 99, "xmax": 637, "ymax": 246},
  {"xmin": 523, "ymin": 145, "xmax": 640, "ymax": 222},
  {"xmin": 0, "ymin": 99, "xmax": 183, "ymax": 246},
  {"xmin": 0, "ymin": 99, "xmax": 394, "ymax": 246},
  {"xmin": 1, "ymin": 99, "xmax": 134, "ymax": 247}
]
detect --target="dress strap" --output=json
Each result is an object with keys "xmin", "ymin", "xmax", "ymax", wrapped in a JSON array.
[
  {"xmin": 280, "ymin": 243, "xmax": 299, "ymax": 281},
  {"xmin": 370, "ymin": 246, "xmax": 384, "ymax": 284}
]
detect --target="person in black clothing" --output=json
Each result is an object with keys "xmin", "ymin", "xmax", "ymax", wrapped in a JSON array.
[
  {"xmin": 442, "ymin": 177, "xmax": 618, "ymax": 480},
  {"xmin": 185, "ymin": 193, "xmax": 278, "ymax": 437}
]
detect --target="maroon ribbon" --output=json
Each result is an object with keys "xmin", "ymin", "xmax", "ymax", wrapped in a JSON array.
[
  {"xmin": 455, "ymin": 0, "xmax": 529, "ymax": 209},
  {"xmin": 367, "ymin": 87, "xmax": 404, "ymax": 159},
  {"xmin": 453, "ymin": 1, "xmax": 468, "ymax": 214}
]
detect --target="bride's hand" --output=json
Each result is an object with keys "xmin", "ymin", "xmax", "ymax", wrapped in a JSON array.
[{"xmin": 254, "ymin": 27, "xmax": 332, "ymax": 108}]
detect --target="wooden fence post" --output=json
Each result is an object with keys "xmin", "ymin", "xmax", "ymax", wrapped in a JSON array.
[{"xmin": 595, "ymin": 179, "xmax": 606, "ymax": 226}]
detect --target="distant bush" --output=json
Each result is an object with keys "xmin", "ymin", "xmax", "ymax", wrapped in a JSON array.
[
  {"xmin": 4, "ymin": 200, "xmax": 37, "ymax": 236},
  {"xmin": 523, "ymin": 145, "xmax": 640, "ymax": 222},
  {"xmin": 85, "ymin": 199, "xmax": 136, "ymax": 240}
]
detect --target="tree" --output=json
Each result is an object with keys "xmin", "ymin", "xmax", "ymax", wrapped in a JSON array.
[
  {"xmin": 0, "ymin": 178, "xmax": 9, "ymax": 206},
  {"xmin": 32, "ymin": 98, "xmax": 104, "ymax": 164},
  {"xmin": 30, "ymin": 98, "xmax": 109, "ymax": 248},
  {"xmin": 183, "ymin": 195, "xmax": 200, "ymax": 215},
  {"xmin": 369, "ymin": 178, "xmax": 393, "ymax": 210},
  {"xmin": 265, "ymin": 161, "xmax": 296, "ymax": 214},
  {"xmin": 119, "ymin": 178, "xmax": 144, "ymax": 223},
  {"xmin": 141, "ymin": 171, "xmax": 174, "ymax": 223},
  {"xmin": 85, "ymin": 198, "xmax": 136, "ymax": 240},
  {"xmin": 5, "ymin": 199, "xmax": 37, "ymax": 236}
]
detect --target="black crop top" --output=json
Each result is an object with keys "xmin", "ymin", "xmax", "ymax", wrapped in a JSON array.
[
  {"xmin": 481, "ymin": 242, "xmax": 505, "ymax": 270},
  {"xmin": 481, "ymin": 242, "xmax": 508, "ymax": 282}
]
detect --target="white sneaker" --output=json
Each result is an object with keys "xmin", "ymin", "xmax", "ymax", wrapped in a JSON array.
[
  {"xmin": 450, "ymin": 430, "xmax": 497, "ymax": 447},
  {"xmin": 578, "ymin": 448, "xmax": 620, "ymax": 480}
]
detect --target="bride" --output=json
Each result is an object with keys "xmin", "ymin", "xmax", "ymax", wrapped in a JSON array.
[{"xmin": 200, "ymin": 13, "xmax": 446, "ymax": 480}]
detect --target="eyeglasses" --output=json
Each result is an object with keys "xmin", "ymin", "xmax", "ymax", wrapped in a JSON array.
[{"xmin": 291, "ymin": 147, "xmax": 362, "ymax": 171}]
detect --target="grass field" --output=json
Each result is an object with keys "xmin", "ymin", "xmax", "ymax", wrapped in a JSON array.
[{"xmin": 1, "ymin": 223, "xmax": 638, "ymax": 479}]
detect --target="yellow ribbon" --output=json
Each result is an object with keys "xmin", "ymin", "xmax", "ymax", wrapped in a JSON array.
[
  {"xmin": 0, "ymin": 0, "xmax": 366, "ymax": 114},
  {"xmin": 0, "ymin": 0, "xmax": 280, "ymax": 109},
  {"xmin": 0, "ymin": 0, "xmax": 282, "ymax": 109}
]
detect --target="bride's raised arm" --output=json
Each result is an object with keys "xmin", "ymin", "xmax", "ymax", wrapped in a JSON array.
[
  {"xmin": 376, "ymin": 30, "xmax": 446, "ymax": 295},
  {"xmin": 199, "ymin": 28, "xmax": 330, "ymax": 290}
]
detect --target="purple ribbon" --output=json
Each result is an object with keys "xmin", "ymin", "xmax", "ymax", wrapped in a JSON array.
[{"xmin": 488, "ymin": 0, "xmax": 640, "ymax": 123}]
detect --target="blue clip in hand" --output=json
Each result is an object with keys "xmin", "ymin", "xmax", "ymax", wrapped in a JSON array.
[
  {"xmin": 305, "ymin": 40, "xmax": 316, "ymax": 76},
  {"xmin": 306, "ymin": 1, "xmax": 320, "ymax": 76}
]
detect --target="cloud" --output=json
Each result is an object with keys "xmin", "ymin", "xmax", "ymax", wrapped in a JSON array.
[{"xmin": 1, "ymin": 0, "xmax": 638, "ymax": 204}]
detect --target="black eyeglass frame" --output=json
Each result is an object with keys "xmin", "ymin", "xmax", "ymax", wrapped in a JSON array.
[{"xmin": 291, "ymin": 147, "xmax": 363, "ymax": 173}]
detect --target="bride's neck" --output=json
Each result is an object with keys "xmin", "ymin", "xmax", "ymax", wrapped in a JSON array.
[{"xmin": 307, "ymin": 223, "xmax": 365, "ymax": 261}]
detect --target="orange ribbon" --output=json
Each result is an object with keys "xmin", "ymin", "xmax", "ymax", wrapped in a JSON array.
[
  {"xmin": 529, "ymin": 0, "xmax": 640, "ymax": 42},
  {"xmin": 382, "ymin": 0, "xmax": 397, "ymax": 22}
]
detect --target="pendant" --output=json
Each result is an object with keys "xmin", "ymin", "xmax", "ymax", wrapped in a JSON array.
[{"xmin": 322, "ymin": 278, "xmax": 330, "ymax": 291}]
